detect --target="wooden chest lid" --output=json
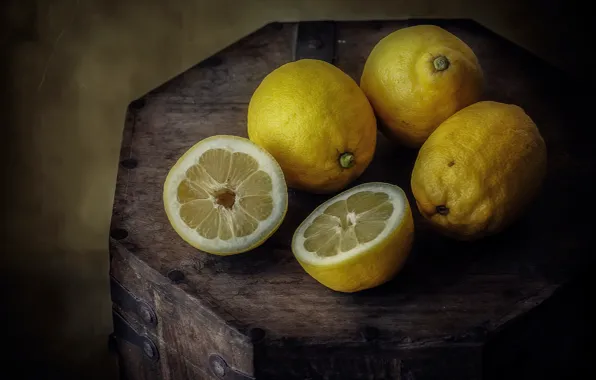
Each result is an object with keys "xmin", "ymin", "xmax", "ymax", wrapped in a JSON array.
[{"xmin": 110, "ymin": 20, "xmax": 593, "ymax": 348}]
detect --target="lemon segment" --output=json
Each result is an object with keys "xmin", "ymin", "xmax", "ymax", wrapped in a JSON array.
[
  {"xmin": 292, "ymin": 183, "xmax": 414, "ymax": 292},
  {"xmin": 164, "ymin": 135, "xmax": 288, "ymax": 255}
]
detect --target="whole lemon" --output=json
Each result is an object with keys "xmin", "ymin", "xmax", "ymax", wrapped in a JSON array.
[
  {"xmin": 248, "ymin": 59, "xmax": 377, "ymax": 193},
  {"xmin": 411, "ymin": 101, "xmax": 547, "ymax": 240},
  {"xmin": 360, "ymin": 25, "xmax": 483, "ymax": 147}
]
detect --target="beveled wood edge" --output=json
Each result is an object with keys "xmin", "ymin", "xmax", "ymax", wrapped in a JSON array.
[
  {"xmin": 108, "ymin": 236, "xmax": 564, "ymax": 354},
  {"xmin": 109, "ymin": 238, "xmax": 250, "ymax": 342},
  {"xmin": 108, "ymin": 234, "xmax": 505, "ymax": 349},
  {"xmin": 113, "ymin": 309, "xmax": 218, "ymax": 379}
]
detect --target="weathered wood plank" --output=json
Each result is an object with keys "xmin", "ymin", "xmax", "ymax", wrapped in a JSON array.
[
  {"xmin": 112, "ymin": 97, "xmax": 564, "ymax": 344},
  {"xmin": 255, "ymin": 344, "xmax": 483, "ymax": 380},
  {"xmin": 111, "ymin": 240, "xmax": 253, "ymax": 378},
  {"xmin": 147, "ymin": 22, "xmax": 296, "ymax": 103}
]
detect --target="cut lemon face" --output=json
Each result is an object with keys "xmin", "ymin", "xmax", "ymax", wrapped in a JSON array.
[
  {"xmin": 163, "ymin": 135, "xmax": 288, "ymax": 255},
  {"xmin": 292, "ymin": 182, "xmax": 414, "ymax": 292}
]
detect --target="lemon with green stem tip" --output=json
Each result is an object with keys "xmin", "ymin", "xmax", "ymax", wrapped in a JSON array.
[
  {"xmin": 248, "ymin": 59, "xmax": 377, "ymax": 193},
  {"xmin": 360, "ymin": 25, "xmax": 483, "ymax": 147},
  {"xmin": 411, "ymin": 101, "xmax": 547, "ymax": 240}
]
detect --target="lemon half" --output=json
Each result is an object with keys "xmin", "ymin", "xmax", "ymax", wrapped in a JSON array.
[
  {"xmin": 163, "ymin": 135, "xmax": 288, "ymax": 255},
  {"xmin": 292, "ymin": 183, "xmax": 414, "ymax": 292}
]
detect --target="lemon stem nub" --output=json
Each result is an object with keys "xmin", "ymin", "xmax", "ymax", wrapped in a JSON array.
[
  {"xmin": 433, "ymin": 56, "xmax": 450, "ymax": 72},
  {"xmin": 339, "ymin": 152, "xmax": 355, "ymax": 169},
  {"xmin": 436, "ymin": 205, "xmax": 449, "ymax": 215}
]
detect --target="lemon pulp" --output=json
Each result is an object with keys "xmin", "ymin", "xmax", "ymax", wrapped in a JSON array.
[
  {"xmin": 303, "ymin": 191, "xmax": 394, "ymax": 257},
  {"xmin": 164, "ymin": 135, "xmax": 287, "ymax": 255},
  {"xmin": 292, "ymin": 183, "xmax": 414, "ymax": 292}
]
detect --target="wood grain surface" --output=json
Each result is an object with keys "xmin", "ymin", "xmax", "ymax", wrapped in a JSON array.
[
  {"xmin": 110, "ymin": 20, "xmax": 594, "ymax": 379},
  {"xmin": 111, "ymin": 241, "xmax": 254, "ymax": 379}
]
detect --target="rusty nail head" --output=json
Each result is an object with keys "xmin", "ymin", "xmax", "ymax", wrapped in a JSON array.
[
  {"xmin": 249, "ymin": 327, "xmax": 266, "ymax": 343},
  {"xmin": 110, "ymin": 228, "xmax": 128, "ymax": 240},
  {"xmin": 167, "ymin": 269, "xmax": 185, "ymax": 284},
  {"xmin": 130, "ymin": 97, "xmax": 146, "ymax": 110},
  {"xmin": 120, "ymin": 158, "xmax": 138, "ymax": 169},
  {"xmin": 138, "ymin": 304, "xmax": 155, "ymax": 325},
  {"xmin": 209, "ymin": 354, "xmax": 227, "ymax": 378},
  {"xmin": 200, "ymin": 56, "xmax": 224, "ymax": 68},
  {"xmin": 307, "ymin": 39, "xmax": 323, "ymax": 49},
  {"xmin": 143, "ymin": 339, "xmax": 155, "ymax": 358}
]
